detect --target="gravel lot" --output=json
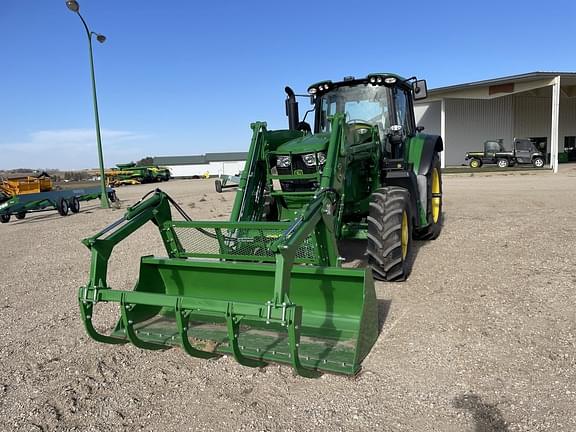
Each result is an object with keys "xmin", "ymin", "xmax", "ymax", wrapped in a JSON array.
[{"xmin": 1, "ymin": 167, "xmax": 575, "ymax": 431}]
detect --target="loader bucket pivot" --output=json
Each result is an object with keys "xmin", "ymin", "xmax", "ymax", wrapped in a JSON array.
[{"xmin": 79, "ymin": 191, "xmax": 378, "ymax": 376}]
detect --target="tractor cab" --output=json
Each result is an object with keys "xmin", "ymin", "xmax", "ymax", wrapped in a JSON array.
[
  {"xmin": 309, "ymin": 74, "xmax": 427, "ymax": 154},
  {"xmin": 270, "ymin": 75, "xmax": 428, "ymax": 219}
]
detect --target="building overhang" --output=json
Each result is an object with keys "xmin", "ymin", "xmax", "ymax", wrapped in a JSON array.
[{"xmin": 419, "ymin": 72, "xmax": 576, "ymax": 102}]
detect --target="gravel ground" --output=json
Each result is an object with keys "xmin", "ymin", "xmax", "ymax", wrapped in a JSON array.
[{"xmin": 1, "ymin": 167, "xmax": 575, "ymax": 431}]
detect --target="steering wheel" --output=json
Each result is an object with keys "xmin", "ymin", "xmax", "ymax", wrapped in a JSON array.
[
  {"xmin": 345, "ymin": 120, "xmax": 373, "ymax": 145},
  {"xmin": 347, "ymin": 119, "xmax": 372, "ymax": 126}
]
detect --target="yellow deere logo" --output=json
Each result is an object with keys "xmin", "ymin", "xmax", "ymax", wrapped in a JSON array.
[{"xmin": 294, "ymin": 169, "xmax": 304, "ymax": 176}]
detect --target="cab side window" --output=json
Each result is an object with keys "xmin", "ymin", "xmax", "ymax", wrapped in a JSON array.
[{"xmin": 393, "ymin": 88, "xmax": 414, "ymax": 135}]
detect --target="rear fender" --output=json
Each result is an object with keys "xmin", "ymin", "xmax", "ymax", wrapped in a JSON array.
[
  {"xmin": 408, "ymin": 134, "xmax": 443, "ymax": 176},
  {"xmin": 405, "ymin": 134, "xmax": 443, "ymax": 227}
]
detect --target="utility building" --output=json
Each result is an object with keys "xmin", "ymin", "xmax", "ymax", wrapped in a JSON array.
[
  {"xmin": 414, "ymin": 72, "xmax": 576, "ymax": 172},
  {"xmin": 154, "ymin": 152, "xmax": 247, "ymax": 178}
]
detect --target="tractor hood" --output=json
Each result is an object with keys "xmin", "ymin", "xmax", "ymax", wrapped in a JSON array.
[{"xmin": 275, "ymin": 133, "xmax": 330, "ymax": 154}]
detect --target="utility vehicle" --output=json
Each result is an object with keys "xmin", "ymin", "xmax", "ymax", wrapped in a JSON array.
[{"xmin": 466, "ymin": 138, "xmax": 545, "ymax": 168}]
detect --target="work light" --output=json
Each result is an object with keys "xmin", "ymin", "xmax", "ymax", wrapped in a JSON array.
[
  {"xmin": 302, "ymin": 153, "xmax": 317, "ymax": 167},
  {"xmin": 277, "ymin": 156, "xmax": 291, "ymax": 168}
]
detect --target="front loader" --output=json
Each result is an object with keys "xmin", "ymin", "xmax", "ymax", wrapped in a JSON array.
[{"xmin": 79, "ymin": 73, "xmax": 443, "ymax": 376}]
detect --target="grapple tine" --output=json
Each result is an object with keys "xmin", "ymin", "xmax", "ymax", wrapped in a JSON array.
[
  {"xmin": 287, "ymin": 306, "xmax": 321, "ymax": 378},
  {"xmin": 78, "ymin": 289, "xmax": 126, "ymax": 345},
  {"xmin": 175, "ymin": 299, "xmax": 220, "ymax": 360},
  {"xmin": 120, "ymin": 294, "xmax": 166, "ymax": 351},
  {"xmin": 225, "ymin": 305, "xmax": 267, "ymax": 368}
]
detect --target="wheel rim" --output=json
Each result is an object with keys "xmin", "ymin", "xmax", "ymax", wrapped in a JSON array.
[
  {"xmin": 431, "ymin": 168, "xmax": 441, "ymax": 223},
  {"xmin": 471, "ymin": 160, "xmax": 479, "ymax": 168},
  {"xmin": 498, "ymin": 160, "xmax": 507, "ymax": 167},
  {"xmin": 401, "ymin": 210, "xmax": 409, "ymax": 259},
  {"xmin": 535, "ymin": 159, "xmax": 543, "ymax": 167}
]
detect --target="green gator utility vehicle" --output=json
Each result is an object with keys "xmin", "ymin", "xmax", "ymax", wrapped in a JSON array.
[
  {"xmin": 465, "ymin": 138, "xmax": 545, "ymax": 168},
  {"xmin": 78, "ymin": 73, "xmax": 444, "ymax": 376}
]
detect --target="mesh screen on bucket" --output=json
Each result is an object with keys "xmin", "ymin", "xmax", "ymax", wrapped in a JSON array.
[{"xmin": 171, "ymin": 225, "xmax": 317, "ymax": 263}]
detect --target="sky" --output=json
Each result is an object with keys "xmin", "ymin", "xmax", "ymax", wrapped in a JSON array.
[{"xmin": 1, "ymin": 0, "xmax": 575, "ymax": 170}]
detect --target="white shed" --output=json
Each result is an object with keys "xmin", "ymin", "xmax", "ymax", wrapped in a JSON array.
[{"xmin": 154, "ymin": 152, "xmax": 247, "ymax": 179}]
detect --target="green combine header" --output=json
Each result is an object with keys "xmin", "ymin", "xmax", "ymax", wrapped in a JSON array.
[
  {"xmin": 79, "ymin": 73, "xmax": 443, "ymax": 376},
  {"xmin": 107, "ymin": 163, "xmax": 170, "ymax": 186}
]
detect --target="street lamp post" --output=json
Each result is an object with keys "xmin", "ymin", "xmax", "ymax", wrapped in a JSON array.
[{"xmin": 66, "ymin": 0, "xmax": 109, "ymax": 209}]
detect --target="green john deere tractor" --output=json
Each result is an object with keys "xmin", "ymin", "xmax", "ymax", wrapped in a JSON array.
[{"xmin": 79, "ymin": 73, "xmax": 443, "ymax": 376}]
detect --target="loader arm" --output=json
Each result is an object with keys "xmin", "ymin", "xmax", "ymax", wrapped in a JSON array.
[{"xmin": 230, "ymin": 122, "xmax": 269, "ymax": 222}]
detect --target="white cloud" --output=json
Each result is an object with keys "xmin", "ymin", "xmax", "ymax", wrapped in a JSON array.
[{"xmin": 0, "ymin": 128, "xmax": 151, "ymax": 170}]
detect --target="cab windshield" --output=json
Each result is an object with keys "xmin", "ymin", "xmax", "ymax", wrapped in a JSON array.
[{"xmin": 317, "ymin": 85, "xmax": 390, "ymax": 133}]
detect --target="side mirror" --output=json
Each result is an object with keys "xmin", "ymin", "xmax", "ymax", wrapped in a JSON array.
[
  {"xmin": 416, "ymin": 126, "xmax": 425, "ymax": 133},
  {"xmin": 412, "ymin": 80, "xmax": 428, "ymax": 100}
]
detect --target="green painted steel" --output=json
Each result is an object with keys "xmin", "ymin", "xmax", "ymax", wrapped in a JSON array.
[
  {"xmin": 79, "ymin": 188, "xmax": 378, "ymax": 376},
  {"xmin": 0, "ymin": 186, "xmax": 114, "ymax": 221},
  {"xmin": 407, "ymin": 135, "xmax": 425, "ymax": 173},
  {"xmin": 78, "ymin": 72, "xmax": 443, "ymax": 376},
  {"xmin": 406, "ymin": 135, "xmax": 429, "ymax": 227},
  {"xmin": 275, "ymin": 133, "xmax": 330, "ymax": 154}
]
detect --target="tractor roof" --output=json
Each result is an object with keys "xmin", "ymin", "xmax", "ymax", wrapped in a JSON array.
[{"xmin": 307, "ymin": 73, "xmax": 412, "ymax": 96}]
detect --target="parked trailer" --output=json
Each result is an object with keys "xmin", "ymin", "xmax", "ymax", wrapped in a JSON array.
[
  {"xmin": 0, "ymin": 187, "xmax": 117, "ymax": 223},
  {"xmin": 214, "ymin": 174, "xmax": 241, "ymax": 193}
]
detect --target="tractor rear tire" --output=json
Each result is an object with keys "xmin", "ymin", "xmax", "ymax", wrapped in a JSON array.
[
  {"xmin": 414, "ymin": 156, "xmax": 443, "ymax": 240},
  {"xmin": 0, "ymin": 214, "xmax": 10, "ymax": 224},
  {"xmin": 58, "ymin": 199, "xmax": 69, "ymax": 216},
  {"xmin": 16, "ymin": 212, "xmax": 26, "ymax": 220},
  {"xmin": 367, "ymin": 187, "xmax": 412, "ymax": 282},
  {"xmin": 70, "ymin": 197, "xmax": 80, "ymax": 213}
]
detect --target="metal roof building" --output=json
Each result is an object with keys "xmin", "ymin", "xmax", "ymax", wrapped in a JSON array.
[
  {"xmin": 153, "ymin": 152, "xmax": 248, "ymax": 178},
  {"xmin": 415, "ymin": 72, "xmax": 576, "ymax": 172}
]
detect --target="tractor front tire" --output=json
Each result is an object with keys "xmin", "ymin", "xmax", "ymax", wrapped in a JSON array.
[
  {"xmin": 367, "ymin": 187, "xmax": 412, "ymax": 282},
  {"xmin": 215, "ymin": 179, "xmax": 223, "ymax": 193},
  {"xmin": 16, "ymin": 212, "xmax": 26, "ymax": 220},
  {"xmin": 0, "ymin": 214, "xmax": 10, "ymax": 224}
]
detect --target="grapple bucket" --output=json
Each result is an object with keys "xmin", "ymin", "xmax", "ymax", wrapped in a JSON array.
[{"xmin": 79, "ymin": 192, "xmax": 379, "ymax": 376}]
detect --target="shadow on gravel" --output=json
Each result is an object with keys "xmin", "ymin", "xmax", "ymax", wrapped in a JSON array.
[
  {"xmin": 336, "ymin": 240, "xmax": 393, "ymax": 334},
  {"xmin": 7, "ymin": 204, "xmax": 101, "ymax": 226},
  {"xmin": 337, "ymin": 239, "xmax": 368, "ymax": 266},
  {"xmin": 453, "ymin": 393, "xmax": 508, "ymax": 432},
  {"xmin": 337, "ymin": 233, "xmax": 427, "ymax": 281},
  {"xmin": 377, "ymin": 299, "xmax": 391, "ymax": 333},
  {"xmin": 8, "ymin": 212, "xmax": 66, "ymax": 225}
]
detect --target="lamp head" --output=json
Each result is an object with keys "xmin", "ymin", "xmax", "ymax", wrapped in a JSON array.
[
  {"xmin": 65, "ymin": 0, "xmax": 80, "ymax": 12},
  {"xmin": 96, "ymin": 34, "xmax": 106, "ymax": 43}
]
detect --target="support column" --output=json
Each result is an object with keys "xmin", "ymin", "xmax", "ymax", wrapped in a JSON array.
[
  {"xmin": 550, "ymin": 76, "xmax": 561, "ymax": 173},
  {"xmin": 440, "ymin": 98, "xmax": 446, "ymax": 168}
]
